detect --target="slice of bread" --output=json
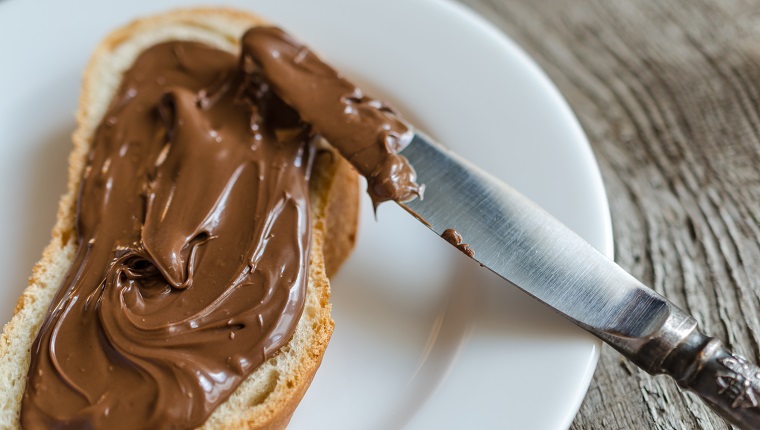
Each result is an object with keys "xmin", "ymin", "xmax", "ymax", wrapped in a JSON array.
[{"xmin": 0, "ymin": 8, "xmax": 359, "ymax": 429}]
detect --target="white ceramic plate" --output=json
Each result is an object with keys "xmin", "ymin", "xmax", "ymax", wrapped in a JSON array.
[{"xmin": 0, "ymin": 0, "xmax": 612, "ymax": 428}]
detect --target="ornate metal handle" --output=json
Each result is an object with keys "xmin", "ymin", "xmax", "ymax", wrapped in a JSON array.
[
  {"xmin": 599, "ymin": 307, "xmax": 760, "ymax": 429},
  {"xmin": 668, "ymin": 335, "xmax": 760, "ymax": 429}
]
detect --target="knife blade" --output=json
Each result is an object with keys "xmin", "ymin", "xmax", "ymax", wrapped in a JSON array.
[{"xmin": 398, "ymin": 131, "xmax": 760, "ymax": 429}]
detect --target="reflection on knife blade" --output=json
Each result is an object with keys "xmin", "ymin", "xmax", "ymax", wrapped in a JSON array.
[{"xmin": 398, "ymin": 131, "xmax": 760, "ymax": 429}]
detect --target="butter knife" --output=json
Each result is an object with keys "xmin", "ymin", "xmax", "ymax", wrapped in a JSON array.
[{"xmin": 398, "ymin": 131, "xmax": 760, "ymax": 429}]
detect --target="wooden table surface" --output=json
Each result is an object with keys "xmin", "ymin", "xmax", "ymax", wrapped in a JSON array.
[{"xmin": 458, "ymin": 0, "xmax": 760, "ymax": 428}]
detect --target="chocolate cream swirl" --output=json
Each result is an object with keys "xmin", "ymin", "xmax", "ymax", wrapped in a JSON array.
[{"xmin": 21, "ymin": 41, "xmax": 314, "ymax": 429}]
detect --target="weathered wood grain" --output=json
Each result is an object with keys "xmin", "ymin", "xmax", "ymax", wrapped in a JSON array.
[{"xmin": 458, "ymin": 0, "xmax": 760, "ymax": 428}]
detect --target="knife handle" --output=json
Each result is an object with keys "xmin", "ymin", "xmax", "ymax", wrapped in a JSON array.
[
  {"xmin": 612, "ymin": 307, "xmax": 760, "ymax": 430},
  {"xmin": 600, "ymin": 306, "xmax": 760, "ymax": 429},
  {"xmin": 661, "ymin": 331, "xmax": 760, "ymax": 429}
]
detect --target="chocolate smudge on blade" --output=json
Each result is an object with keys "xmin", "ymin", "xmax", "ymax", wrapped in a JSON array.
[{"xmin": 441, "ymin": 228, "xmax": 475, "ymax": 258}]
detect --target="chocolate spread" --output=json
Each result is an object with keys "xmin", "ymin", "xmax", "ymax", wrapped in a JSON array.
[
  {"xmin": 441, "ymin": 228, "xmax": 475, "ymax": 258},
  {"xmin": 21, "ymin": 40, "xmax": 315, "ymax": 429},
  {"xmin": 22, "ymin": 26, "xmax": 421, "ymax": 430},
  {"xmin": 241, "ymin": 27, "xmax": 422, "ymax": 207}
]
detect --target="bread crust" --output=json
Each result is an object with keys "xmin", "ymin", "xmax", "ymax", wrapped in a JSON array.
[{"xmin": 0, "ymin": 8, "xmax": 358, "ymax": 430}]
